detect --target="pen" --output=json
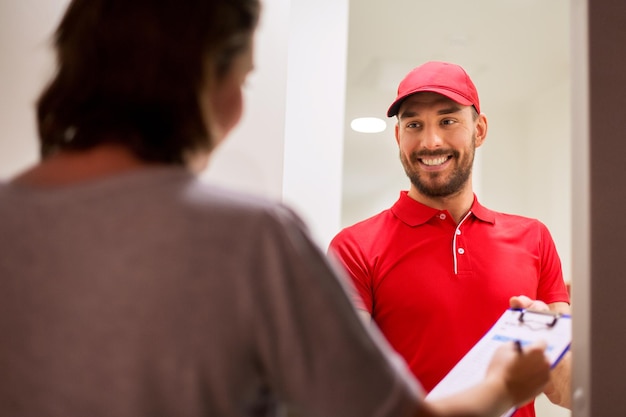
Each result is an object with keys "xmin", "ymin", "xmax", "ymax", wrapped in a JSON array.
[{"xmin": 514, "ymin": 340, "xmax": 523, "ymax": 353}]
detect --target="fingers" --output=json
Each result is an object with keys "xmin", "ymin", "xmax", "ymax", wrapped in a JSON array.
[
  {"xmin": 490, "ymin": 340, "xmax": 547, "ymax": 371},
  {"xmin": 509, "ymin": 295, "xmax": 533, "ymax": 309},
  {"xmin": 509, "ymin": 295, "xmax": 549, "ymax": 312},
  {"xmin": 487, "ymin": 340, "xmax": 551, "ymax": 407},
  {"xmin": 507, "ymin": 340, "xmax": 548, "ymax": 362},
  {"xmin": 521, "ymin": 339, "xmax": 548, "ymax": 353}
]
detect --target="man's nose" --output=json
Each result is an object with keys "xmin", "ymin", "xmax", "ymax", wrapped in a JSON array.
[{"xmin": 421, "ymin": 126, "xmax": 444, "ymax": 149}]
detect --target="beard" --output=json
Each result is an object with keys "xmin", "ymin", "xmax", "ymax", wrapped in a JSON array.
[{"xmin": 400, "ymin": 136, "xmax": 476, "ymax": 198}]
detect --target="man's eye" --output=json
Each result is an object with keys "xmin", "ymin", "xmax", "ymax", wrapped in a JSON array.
[
  {"xmin": 441, "ymin": 119, "xmax": 456, "ymax": 126},
  {"xmin": 407, "ymin": 122, "xmax": 421, "ymax": 128}
]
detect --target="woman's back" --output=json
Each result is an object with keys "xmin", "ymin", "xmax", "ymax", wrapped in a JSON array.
[{"xmin": 0, "ymin": 167, "xmax": 420, "ymax": 416}]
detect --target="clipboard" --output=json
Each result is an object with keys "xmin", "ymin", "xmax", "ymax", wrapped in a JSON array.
[{"xmin": 425, "ymin": 308, "xmax": 571, "ymax": 417}]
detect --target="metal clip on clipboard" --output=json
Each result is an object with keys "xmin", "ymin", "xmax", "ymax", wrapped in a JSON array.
[{"xmin": 518, "ymin": 309, "xmax": 561, "ymax": 328}]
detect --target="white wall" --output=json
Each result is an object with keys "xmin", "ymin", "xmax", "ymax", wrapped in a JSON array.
[
  {"xmin": 281, "ymin": 0, "xmax": 348, "ymax": 248},
  {"xmin": 0, "ymin": 0, "xmax": 69, "ymax": 177},
  {"xmin": 478, "ymin": 80, "xmax": 572, "ymax": 285},
  {"xmin": 525, "ymin": 79, "xmax": 572, "ymax": 284}
]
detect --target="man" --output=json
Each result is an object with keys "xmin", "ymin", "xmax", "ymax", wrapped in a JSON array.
[{"xmin": 328, "ymin": 61, "xmax": 571, "ymax": 417}]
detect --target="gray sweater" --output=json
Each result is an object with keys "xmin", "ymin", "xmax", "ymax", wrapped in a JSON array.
[{"xmin": 0, "ymin": 167, "xmax": 421, "ymax": 417}]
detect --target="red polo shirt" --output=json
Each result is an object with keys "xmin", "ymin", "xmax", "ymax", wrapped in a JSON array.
[{"xmin": 329, "ymin": 191, "xmax": 570, "ymax": 417}]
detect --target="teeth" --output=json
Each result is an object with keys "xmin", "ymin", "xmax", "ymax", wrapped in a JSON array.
[{"xmin": 421, "ymin": 156, "xmax": 448, "ymax": 166}]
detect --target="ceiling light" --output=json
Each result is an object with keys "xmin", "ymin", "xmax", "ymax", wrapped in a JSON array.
[{"xmin": 350, "ymin": 117, "xmax": 387, "ymax": 133}]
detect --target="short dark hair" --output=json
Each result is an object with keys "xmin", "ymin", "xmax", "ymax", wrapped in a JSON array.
[{"xmin": 36, "ymin": 0, "xmax": 260, "ymax": 164}]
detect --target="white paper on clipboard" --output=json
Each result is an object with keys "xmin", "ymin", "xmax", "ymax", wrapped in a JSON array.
[{"xmin": 425, "ymin": 308, "xmax": 571, "ymax": 417}]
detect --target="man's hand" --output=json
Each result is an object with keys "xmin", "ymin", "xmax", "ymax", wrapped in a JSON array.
[
  {"xmin": 509, "ymin": 295, "xmax": 572, "ymax": 409},
  {"xmin": 509, "ymin": 295, "xmax": 549, "ymax": 312}
]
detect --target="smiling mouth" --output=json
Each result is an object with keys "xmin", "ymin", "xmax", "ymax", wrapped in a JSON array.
[{"xmin": 420, "ymin": 156, "xmax": 451, "ymax": 166}]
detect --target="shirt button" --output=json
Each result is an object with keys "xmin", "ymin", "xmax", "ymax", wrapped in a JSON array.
[
  {"xmin": 439, "ymin": 213, "xmax": 446, "ymax": 220},
  {"xmin": 456, "ymin": 229, "xmax": 461, "ymax": 235},
  {"xmin": 458, "ymin": 248, "xmax": 465, "ymax": 254}
]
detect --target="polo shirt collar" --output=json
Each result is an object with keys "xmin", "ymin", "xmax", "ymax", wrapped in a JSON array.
[
  {"xmin": 391, "ymin": 191, "xmax": 496, "ymax": 226},
  {"xmin": 470, "ymin": 196, "xmax": 496, "ymax": 224}
]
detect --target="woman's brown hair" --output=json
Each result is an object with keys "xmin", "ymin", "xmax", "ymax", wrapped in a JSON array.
[{"xmin": 37, "ymin": 0, "xmax": 260, "ymax": 164}]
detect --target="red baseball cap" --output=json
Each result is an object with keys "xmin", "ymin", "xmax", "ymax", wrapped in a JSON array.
[{"xmin": 387, "ymin": 61, "xmax": 480, "ymax": 117}]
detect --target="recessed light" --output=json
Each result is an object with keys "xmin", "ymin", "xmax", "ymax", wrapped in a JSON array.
[{"xmin": 350, "ymin": 117, "xmax": 387, "ymax": 133}]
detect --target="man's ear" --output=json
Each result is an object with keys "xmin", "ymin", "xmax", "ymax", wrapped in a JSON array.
[
  {"xmin": 394, "ymin": 122, "xmax": 400, "ymax": 145},
  {"xmin": 474, "ymin": 113, "xmax": 488, "ymax": 148}
]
